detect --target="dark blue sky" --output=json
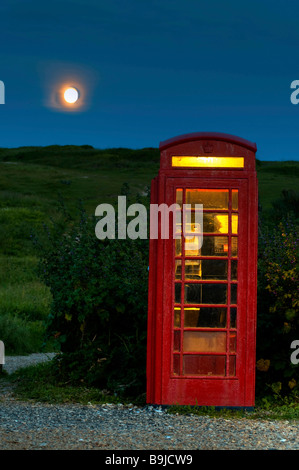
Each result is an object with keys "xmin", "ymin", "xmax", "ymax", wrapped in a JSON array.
[{"xmin": 1, "ymin": 0, "xmax": 299, "ymax": 161}]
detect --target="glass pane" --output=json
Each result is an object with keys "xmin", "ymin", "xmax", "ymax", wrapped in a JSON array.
[
  {"xmin": 175, "ymin": 238, "xmax": 182, "ymax": 256},
  {"xmin": 176, "ymin": 188, "xmax": 183, "ymax": 207},
  {"xmin": 231, "ymin": 260, "xmax": 238, "ymax": 280},
  {"xmin": 186, "ymin": 189, "xmax": 229, "ymax": 210},
  {"xmin": 229, "ymin": 356, "xmax": 236, "ymax": 376},
  {"xmin": 174, "ymin": 330, "xmax": 180, "ymax": 352},
  {"xmin": 183, "ymin": 355, "xmax": 226, "ymax": 376},
  {"xmin": 202, "ymin": 214, "xmax": 228, "ymax": 234},
  {"xmin": 173, "ymin": 355, "xmax": 180, "ymax": 375},
  {"xmin": 184, "ymin": 235, "xmax": 201, "ymax": 256},
  {"xmin": 175, "ymin": 210, "xmax": 182, "ymax": 235},
  {"xmin": 231, "ymin": 214, "xmax": 238, "ymax": 234},
  {"xmin": 184, "ymin": 331, "xmax": 227, "ymax": 352},
  {"xmin": 174, "ymin": 307, "xmax": 181, "ymax": 327},
  {"xmin": 184, "ymin": 307, "xmax": 227, "ymax": 328},
  {"xmin": 175, "ymin": 260, "xmax": 182, "ymax": 279},
  {"xmin": 229, "ymin": 332, "xmax": 237, "ymax": 352},
  {"xmin": 203, "ymin": 260, "xmax": 227, "ymax": 280},
  {"xmin": 184, "ymin": 210, "xmax": 202, "ymax": 234},
  {"xmin": 185, "ymin": 260, "xmax": 228, "ymax": 280},
  {"xmin": 185, "ymin": 283, "xmax": 227, "ymax": 304},
  {"xmin": 201, "ymin": 236, "xmax": 229, "ymax": 257},
  {"xmin": 231, "ymin": 284, "xmax": 237, "ymax": 304},
  {"xmin": 230, "ymin": 307, "xmax": 237, "ymax": 328},
  {"xmin": 185, "ymin": 260, "xmax": 201, "ymax": 279},
  {"xmin": 175, "ymin": 283, "xmax": 181, "ymax": 303},
  {"xmin": 232, "ymin": 190, "xmax": 238, "ymax": 211},
  {"xmin": 231, "ymin": 237, "xmax": 238, "ymax": 257}
]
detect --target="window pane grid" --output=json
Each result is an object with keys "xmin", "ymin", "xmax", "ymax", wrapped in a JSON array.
[{"xmin": 173, "ymin": 188, "xmax": 239, "ymax": 378}]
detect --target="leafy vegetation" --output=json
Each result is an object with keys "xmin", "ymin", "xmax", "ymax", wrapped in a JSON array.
[
  {"xmin": 0, "ymin": 145, "xmax": 298, "ymax": 409},
  {"xmin": 256, "ymin": 214, "xmax": 298, "ymax": 397},
  {"xmin": 32, "ymin": 189, "xmax": 150, "ymax": 397}
]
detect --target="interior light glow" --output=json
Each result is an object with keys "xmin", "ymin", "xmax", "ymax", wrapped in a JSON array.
[{"xmin": 172, "ymin": 156, "xmax": 244, "ymax": 168}]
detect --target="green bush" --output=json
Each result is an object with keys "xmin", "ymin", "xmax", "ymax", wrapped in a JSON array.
[
  {"xmin": 35, "ymin": 194, "xmax": 149, "ymax": 396},
  {"xmin": 34, "ymin": 186, "xmax": 298, "ymax": 400},
  {"xmin": 256, "ymin": 214, "xmax": 299, "ymax": 396}
]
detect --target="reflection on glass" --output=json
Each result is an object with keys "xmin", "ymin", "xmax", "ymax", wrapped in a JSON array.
[
  {"xmin": 175, "ymin": 238, "xmax": 182, "ymax": 256},
  {"xmin": 175, "ymin": 283, "xmax": 181, "ymax": 303},
  {"xmin": 176, "ymin": 188, "xmax": 183, "ymax": 207},
  {"xmin": 185, "ymin": 260, "xmax": 228, "ymax": 280},
  {"xmin": 183, "ymin": 355, "xmax": 226, "ymax": 376},
  {"xmin": 184, "ymin": 307, "xmax": 200, "ymax": 327},
  {"xmin": 232, "ymin": 190, "xmax": 238, "ymax": 211},
  {"xmin": 186, "ymin": 189, "xmax": 229, "ymax": 210},
  {"xmin": 184, "ymin": 307, "xmax": 227, "ymax": 328},
  {"xmin": 203, "ymin": 260, "xmax": 227, "ymax": 280},
  {"xmin": 185, "ymin": 236, "xmax": 229, "ymax": 257},
  {"xmin": 184, "ymin": 331, "xmax": 226, "ymax": 352},
  {"xmin": 230, "ymin": 307, "xmax": 237, "ymax": 328},
  {"xmin": 229, "ymin": 332, "xmax": 237, "ymax": 352},
  {"xmin": 184, "ymin": 235, "xmax": 201, "ymax": 256},
  {"xmin": 174, "ymin": 307, "xmax": 181, "ymax": 327},
  {"xmin": 203, "ymin": 214, "xmax": 228, "ymax": 233},
  {"xmin": 231, "ymin": 237, "xmax": 238, "ymax": 257},
  {"xmin": 231, "ymin": 260, "xmax": 238, "ymax": 280},
  {"xmin": 232, "ymin": 214, "xmax": 238, "ymax": 234},
  {"xmin": 185, "ymin": 213, "xmax": 228, "ymax": 234},
  {"xmin": 184, "ymin": 284, "xmax": 227, "ymax": 304},
  {"xmin": 200, "ymin": 236, "xmax": 229, "ymax": 257},
  {"xmin": 231, "ymin": 284, "xmax": 237, "ymax": 304},
  {"xmin": 185, "ymin": 260, "xmax": 201, "ymax": 279},
  {"xmin": 175, "ymin": 260, "xmax": 182, "ymax": 279},
  {"xmin": 175, "ymin": 210, "xmax": 182, "ymax": 235}
]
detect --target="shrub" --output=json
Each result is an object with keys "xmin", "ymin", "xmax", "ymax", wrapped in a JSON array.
[
  {"xmin": 256, "ymin": 214, "xmax": 299, "ymax": 396},
  {"xmin": 35, "ymin": 193, "xmax": 149, "ymax": 396}
]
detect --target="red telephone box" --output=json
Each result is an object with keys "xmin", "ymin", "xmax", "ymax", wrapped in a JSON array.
[{"xmin": 147, "ymin": 132, "xmax": 258, "ymax": 407}]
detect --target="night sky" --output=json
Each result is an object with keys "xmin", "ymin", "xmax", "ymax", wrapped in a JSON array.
[{"xmin": 1, "ymin": 0, "xmax": 299, "ymax": 161}]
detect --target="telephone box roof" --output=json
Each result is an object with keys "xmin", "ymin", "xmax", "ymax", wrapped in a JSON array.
[{"xmin": 159, "ymin": 132, "xmax": 257, "ymax": 152}]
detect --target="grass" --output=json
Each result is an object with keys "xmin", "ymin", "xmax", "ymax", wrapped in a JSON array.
[
  {"xmin": 167, "ymin": 398, "xmax": 299, "ymax": 421},
  {"xmin": 0, "ymin": 148, "xmax": 297, "ymax": 355},
  {"xmin": 0, "ymin": 145, "xmax": 160, "ymax": 355},
  {"xmin": 0, "ymin": 256, "xmax": 52, "ymax": 354},
  {"xmin": 2, "ymin": 360, "xmax": 298, "ymax": 420},
  {"xmin": 2, "ymin": 360, "xmax": 144, "ymax": 406}
]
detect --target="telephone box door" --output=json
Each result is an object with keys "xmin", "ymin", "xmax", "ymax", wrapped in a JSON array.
[{"xmin": 159, "ymin": 177, "xmax": 255, "ymax": 407}]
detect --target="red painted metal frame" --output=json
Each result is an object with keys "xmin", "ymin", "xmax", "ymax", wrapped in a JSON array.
[{"xmin": 147, "ymin": 132, "xmax": 258, "ymax": 407}]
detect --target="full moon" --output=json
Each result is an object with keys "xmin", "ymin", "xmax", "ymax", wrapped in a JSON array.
[{"xmin": 64, "ymin": 87, "xmax": 79, "ymax": 103}]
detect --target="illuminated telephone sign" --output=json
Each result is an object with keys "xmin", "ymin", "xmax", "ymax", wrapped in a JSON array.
[{"xmin": 147, "ymin": 132, "xmax": 258, "ymax": 408}]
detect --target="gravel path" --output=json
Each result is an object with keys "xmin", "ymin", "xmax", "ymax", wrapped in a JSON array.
[
  {"xmin": 2, "ymin": 352, "xmax": 57, "ymax": 375},
  {"xmin": 0, "ymin": 354, "xmax": 298, "ymax": 450}
]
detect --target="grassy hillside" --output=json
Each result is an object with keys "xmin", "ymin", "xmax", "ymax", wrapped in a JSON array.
[{"xmin": 0, "ymin": 145, "xmax": 298, "ymax": 354}]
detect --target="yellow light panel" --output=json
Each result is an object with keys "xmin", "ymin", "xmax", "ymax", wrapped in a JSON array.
[{"xmin": 172, "ymin": 156, "xmax": 244, "ymax": 168}]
